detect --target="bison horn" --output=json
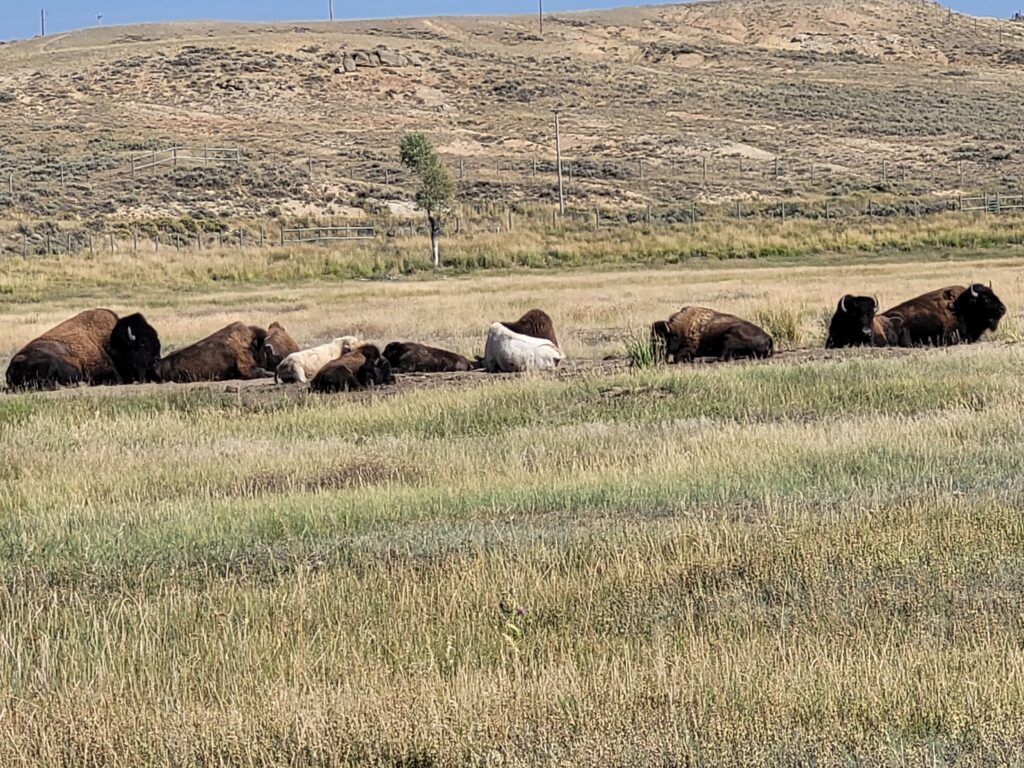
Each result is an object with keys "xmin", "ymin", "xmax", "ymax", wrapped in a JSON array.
[
  {"xmin": 127, "ymin": 326, "xmax": 136, "ymax": 342},
  {"xmin": 840, "ymin": 295, "xmax": 848, "ymax": 313},
  {"xmin": 971, "ymin": 283, "xmax": 979, "ymax": 298},
  {"xmin": 873, "ymin": 295, "xmax": 879, "ymax": 310}
]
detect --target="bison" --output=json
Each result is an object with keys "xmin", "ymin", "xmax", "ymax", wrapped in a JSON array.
[
  {"xmin": 826, "ymin": 295, "xmax": 911, "ymax": 348},
  {"xmin": 5, "ymin": 308, "xmax": 161, "ymax": 390},
  {"xmin": 383, "ymin": 341, "xmax": 473, "ymax": 373},
  {"xmin": 309, "ymin": 344, "xmax": 395, "ymax": 393},
  {"xmin": 652, "ymin": 307, "xmax": 773, "ymax": 363},
  {"xmin": 480, "ymin": 322, "xmax": 564, "ymax": 373},
  {"xmin": 882, "ymin": 284, "xmax": 1006, "ymax": 346},
  {"xmin": 499, "ymin": 309, "xmax": 558, "ymax": 346},
  {"xmin": 263, "ymin": 322, "xmax": 299, "ymax": 371},
  {"xmin": 275, "ymin": 336, "xmax": 361, "ymax": 384},
  {"xmin": 155, "ymin": 322, "xmax": 277, "ymax": 382}
]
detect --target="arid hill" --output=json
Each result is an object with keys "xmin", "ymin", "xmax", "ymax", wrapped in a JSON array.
[{"xmin": 0, "ymin": 0, "xmax": 1021, "ymax": 224}]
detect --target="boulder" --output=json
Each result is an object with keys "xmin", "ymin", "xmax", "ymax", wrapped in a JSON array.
[
  {"xmin": 352, "ymin": 51, "xmax": 370, "ymax": 67},
  {"xmin": 342, "ymin": 54, "xmax": 356, "ymax": 72},
  {"xmin": 377, "ymin": 49, "xmax": 403, "ymax": 67}
]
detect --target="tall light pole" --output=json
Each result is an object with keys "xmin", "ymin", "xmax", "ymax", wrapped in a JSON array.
[
  {"xmin": 329, "ymin": 0, "xmax": 334, "ymax": 20},
  {"xmin": 539, "ymin": 0, "xmax": 544, "ymax": 34},
  {"xmin": 40, "ymin": 9, "xmax": 46, "ymax": 37},
  {"xmin": 554, "ymin": 110, "xmax": 565, "ymax": 215}
]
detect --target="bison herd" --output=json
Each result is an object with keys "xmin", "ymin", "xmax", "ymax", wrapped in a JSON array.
[{"xmin": 2, "ymin": 282, "xmax": 1008, "ymax": 393}]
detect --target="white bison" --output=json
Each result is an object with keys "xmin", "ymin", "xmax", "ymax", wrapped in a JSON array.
[
  {"xmin": 480, "ymin": 323, "xmax": 563, "ymax": 373},
  {"xmin": 275, "ymin": 336, "xmax": 361, "ymax": 384}
]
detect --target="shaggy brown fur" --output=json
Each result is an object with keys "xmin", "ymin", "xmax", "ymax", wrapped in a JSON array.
[
  {"xmin": 156, "ymin": 322, "xmax": 273, "ymax": 382},
  {"xmin": 263, "ymin": 322, "xmax": 299, "ymax": 370},
  {"xmin": 655, "ymin": 306, "xmax": 774, "ymax": 362},
  {"xmin": 309, "ymin": 345, "xmax": 394, "ymax": 393},
  {"xmin": 882, "ymin": 284, "xmax": 1006, "ymax": 346},
  {"xmin": 383, "ymin": 342, "xmax": 473, "ymax": 373},
  {"xmin": 5, "ymin": 308, "xmax": 162, "ymax": 390},
  {"xmin": 871, "ymin": 315, "xmax": 910, "ymax": 347},
  {"xmin": 499, "ymin": 309, "xmax": 558, "ymax": 346}
]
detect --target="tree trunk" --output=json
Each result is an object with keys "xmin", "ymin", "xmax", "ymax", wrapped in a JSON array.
[{"xmin": 428, "ymin": 214, "xmax": 441, "ymax": 268}]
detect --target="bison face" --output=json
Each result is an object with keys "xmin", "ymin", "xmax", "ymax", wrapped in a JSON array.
[
  {"xmin": 826, "ymin": 295, "xmax": 876, "ymax": 348},
  {"xmin": 109, "ymin": 313, "xmax": 161, "ymax": 383},
  {"xmin": 955, "ymin": 284, "xmax": 1007, "ymax": 341}
]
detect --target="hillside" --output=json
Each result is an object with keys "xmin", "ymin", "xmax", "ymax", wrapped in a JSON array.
[{"xmin": 0, "ymin": 0, "xmax": 1022, "ymax": 225}]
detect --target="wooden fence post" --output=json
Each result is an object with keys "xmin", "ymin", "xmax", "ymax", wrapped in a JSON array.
[
  {"xmin": 280, "ymin": 228, "xmax": 285, "ymax": 247},
  {"xmin": 133, "ymin": 229, "xmax": 138, "ymax": 253},
  {"xmin": 702, "ymin": 156, "xmax": 707, "ymax": 185},
  {"xmin": 22, "ymin": 234, "xmax": 27, "ymax": 258},
  {"xmin": 690, "ymin": 202, "xmax": 696, "ymax": 224}
]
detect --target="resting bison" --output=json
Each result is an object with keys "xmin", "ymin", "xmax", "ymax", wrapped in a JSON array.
[
  {"xmin": 383, "ymin": 341, "xmax": 473, "ymax": 373},
  {"xmin": 309, "ymin": 345, "xmax": 395, "ymax": 393},
  {"xmin": 275, "ymin": 336, "xmax": 361, "ymax": 384},
  {"xmin": 500, "ymin": 309, "xmax": 558, "ymax": 346},
  {"xmin": 882, "ymin": 284, "xmax": 1006, "ymax": 346},
  {"xmin": 263, "ymin": 322, "xmax": 299, "ymax": 370},
  {"xmin": 5, "ymin": 308, "xmax": 161, "ymax": 390},
  {"xmin": 155, "ymin": 322, "xmax": 276, "ymax": 382},
  {"xmin": 652, "ymin": 307, "xmax": 773, "ymax": 363},
  {"xmin": 826, "ymin": 295, "xmax": 911, "ymax": 348},
  {"xmin": 480, "ymin": 323, "xmax": 564, "ymax": 373}
]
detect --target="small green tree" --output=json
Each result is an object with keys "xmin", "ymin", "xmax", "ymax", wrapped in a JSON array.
[{"xmin": 399, "ymin": 133, "xmax": 455, "ymax": 267}]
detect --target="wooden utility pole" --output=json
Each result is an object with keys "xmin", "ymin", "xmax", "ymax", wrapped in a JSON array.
[
  {"xmin": 329, "ymin": 0, "xmax": 334, "ymax": 20},
  {"xmin": 539, "ymin": 0, "xmax": 544, "ymax": 34},
  {"xmin": 555, "ymin": 110, "xmax": 565, "ymax": 215},
  {"xmin": 40, "ymin": 9, "xmax": 45, "ymax": 37}
]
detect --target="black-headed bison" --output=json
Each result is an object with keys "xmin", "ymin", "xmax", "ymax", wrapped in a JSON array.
[
  {"xmin": 309, "ymin": 345, "xmax": 395, "ymax": 393},
  {"xmin": 155, "ymin": 322, "xmax": 277, "ymax": 382},
  {"xmin": 5, "ymin": 308, "xmax": 161, "ymax": 390},
  {"xmin": 383, "ymin": 342, "xmax": 473, "ymax": 373},
  {"xmin": 652, "ymin": 307, "xmax": 773, "ymax": 363},
  {"xmin": 882, "ymin": 284, "xmax": 1006, "ymax": 346},
  {"xmin": 826, "ymin": 295, "xmax": 910, "ymax": 348}
]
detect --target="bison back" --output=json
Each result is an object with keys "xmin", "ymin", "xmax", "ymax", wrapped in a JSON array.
[{"xmin": 384, "ymin": 342, "xmax": 473, "ymax": 373}]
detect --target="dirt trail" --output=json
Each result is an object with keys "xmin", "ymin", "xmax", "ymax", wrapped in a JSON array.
[{"xmin": 5, "ymin": 343, "xmax": 955, "ymax": 405}]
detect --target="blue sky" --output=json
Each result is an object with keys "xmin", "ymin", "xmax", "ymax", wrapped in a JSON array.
[{"xmin": 0, "ymin": 1, "xmax": 1012, "ymax": 43}]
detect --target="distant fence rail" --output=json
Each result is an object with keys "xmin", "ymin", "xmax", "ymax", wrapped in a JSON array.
[
  {"xmin": 280, "ymin": 225, "xmax": 376, "ymax": 245},
  {"xmin": 960, "ymin": 193, "xmax": 1024, "ymax": 214},
  {"xmin": 131, "ymin": 146, "xmax": 242, "ymax": 175}
]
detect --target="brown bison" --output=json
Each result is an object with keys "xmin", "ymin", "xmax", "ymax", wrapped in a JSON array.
[
  {"xmin": 383, "ymin": 341, "xmax": 473, "ymax": 373},
  {"xmin": 263, "ymin": 322, "xmax": 299, "ymax": 370},
  {"xmin": 500, "ymin": 309, "xmax": 558, "ymax": 346},
  {"xmin": 309, "ymin": 345, "xmax": 395, "ymax": 393},
  {"xmin": 882, "ymin": 284, "xmax": 1006, "ymax": 346},
  {"xmin": 155, "ymin": 322, "xmax": 278, "ymax": 382},
  {"xmin": 5, "ymin": 308, "xmax": 161, "ymax": 390},
  {"xmin": 652, "ymin": 307, "xmax": 774, "ymax": 363},
  {"xmin": 826, "ymin": 295, "xmax": 910, "ymax": 348}
]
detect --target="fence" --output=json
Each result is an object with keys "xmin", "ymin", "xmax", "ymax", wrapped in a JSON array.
[
  {"xmin": 3, "ymin": 189, "xmax": 1020, "ymax": 260},
  {"xmin": 130, "ymin": 146, "xmax": 242, "ymax": 175},
  {"xmin": 280, "ymin": 225, "xmax": 376, "ymax": 245},
  {"xmin": 960, "ymin": 193, "xmax": 1024, "ymax": 214}
]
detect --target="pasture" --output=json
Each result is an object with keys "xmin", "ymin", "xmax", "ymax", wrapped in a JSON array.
[{"xmin": 3, "ymin": 250, "xmax": 1024, "ymax": 765}]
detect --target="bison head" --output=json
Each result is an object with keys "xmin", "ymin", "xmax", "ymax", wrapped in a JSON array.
[
  {"xmin": 356, "ymin": 345, "xmax": 395, "ymax": 387},
  {"xmin": 826, "ymin": 295, "xmax": 877, "ymax": 348},
  {"xmin": 108, "ymin": 313, "xmax": 161, "ymax": 383},
  {"xmin": 954, "ymin": 283, "xmax": 1006, "ymax": 342}
]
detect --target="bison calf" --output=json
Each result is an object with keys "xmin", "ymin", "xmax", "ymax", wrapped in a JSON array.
[
  {"xmin": 383, "ymin": 341, "xmax": 473, "ymax": 373},
  {"xmin": 6, "ymin": 308, "xmax": 161, "ymax": 390},
  {"xmin": 309, "ymin": 345, "xmax": 395, "ymax": 393},
  {"xmin": 275, "ymin": 336, "xmax": 361, "ymax": 384},
  {"xmin": 652, "ymin": 307, "xmax": 773, "ymax": 363}
]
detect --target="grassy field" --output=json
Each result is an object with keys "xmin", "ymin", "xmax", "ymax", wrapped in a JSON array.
[{"xmin": 3, "ymin": 251, "xmax": 1024, "ymax": 765}]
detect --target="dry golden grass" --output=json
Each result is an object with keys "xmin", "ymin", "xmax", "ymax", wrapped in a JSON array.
[{"xmin": 3, "ymin": 246, "xmax": 1024, "ymax": 764}]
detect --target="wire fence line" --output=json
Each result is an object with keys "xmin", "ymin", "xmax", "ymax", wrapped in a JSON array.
[{"xmin": 0, "ymin": 191, "xmax": 1019, "ymax": 259}]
